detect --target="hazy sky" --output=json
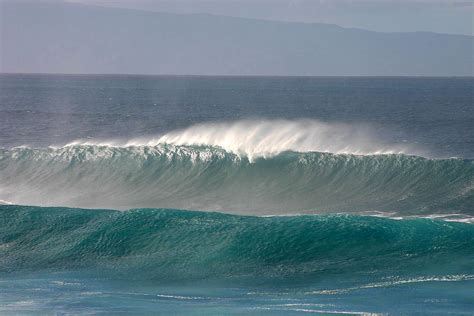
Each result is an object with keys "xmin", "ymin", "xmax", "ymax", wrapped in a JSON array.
[
  {"xmin": 2, "ymin": 0, "xmax": 472, "ymax": 76},
  {"xmin": 60, "ymin": 0, "xmax": 473, "ymax": 35}
]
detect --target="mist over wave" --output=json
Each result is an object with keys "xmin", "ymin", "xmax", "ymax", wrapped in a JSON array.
[
  {"xmin": 64, "ymin": 120, "xmax": 424, "ymax": 159},
  {"xmin": 1, "ymin": 121, "xmax": 471, "ymax": 216}
]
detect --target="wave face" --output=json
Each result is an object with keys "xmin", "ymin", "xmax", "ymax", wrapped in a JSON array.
[
  {"xmin": 1, "ymin": 144, "xmax": 473, "ymax": 215},
  {"xmin": 1, "ymin": 205, "xmax": 473, "ymax": 283}
]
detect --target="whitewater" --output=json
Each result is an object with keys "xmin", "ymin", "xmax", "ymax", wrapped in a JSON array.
[
  {"xmin": 1, "ymin": 120, "xmax": 472, "ymax": 217},
  {"xmin": 63, "ymin": 119, "xmax": 422, "ymax": 158}
]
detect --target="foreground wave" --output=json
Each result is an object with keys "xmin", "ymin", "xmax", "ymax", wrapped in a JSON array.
[
  {"xmin": 1, "ymin": 205, "xmax": 473, "ymax": 284},
  {"xmin": 0, "ymin": 145, "xmax": 473, "ymax": 215}
]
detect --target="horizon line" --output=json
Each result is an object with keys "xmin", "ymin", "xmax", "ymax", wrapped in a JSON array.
[{"xmin": 1, "ymin": 72, "xmax": 473, "ymax": 79}]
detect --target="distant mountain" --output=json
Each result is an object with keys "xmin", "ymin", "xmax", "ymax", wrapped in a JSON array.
[{"xmin": 1, "ymin": 2, "xmax": 473, "ymax": 76}]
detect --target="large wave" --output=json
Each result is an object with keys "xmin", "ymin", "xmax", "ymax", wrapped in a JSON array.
[
  {"xmin": 0, "ymin": 144, "xmax": 472, "ymax": 215},
  {"xmin": 1, "ymin": 205, "xmax": 473, "ymax": 283}
]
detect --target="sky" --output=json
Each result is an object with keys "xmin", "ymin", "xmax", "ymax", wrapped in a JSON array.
[
  {"xmin": 60, "ymin": 0, "xmax": 473, "ymax": 35},
  {"xmin": 1, "ymin": 0, "xmax": 472, "ymax": 75}
]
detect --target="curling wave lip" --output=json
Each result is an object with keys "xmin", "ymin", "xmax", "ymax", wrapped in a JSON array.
[{"xmin": 62, "ymin": 119, "xmax": 425, "ymax": 160}]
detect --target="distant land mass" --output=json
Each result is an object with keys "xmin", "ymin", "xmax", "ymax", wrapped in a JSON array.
[{"xmin": 1, "ymin": 2, "xmax": 473, "ymax": 76}]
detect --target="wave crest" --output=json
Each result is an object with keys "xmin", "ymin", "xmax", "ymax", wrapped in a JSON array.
[{"xmin": 64, "ymin": 120, "xmax": 422, "ymax": 159}]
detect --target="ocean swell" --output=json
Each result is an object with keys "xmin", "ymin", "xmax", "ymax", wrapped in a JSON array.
[
  {"xmin": 1, "ymin": 205, "xmax": 473, "ymax": 283},
  {"xmin": 0, "ymin": 144, "xmax": 472, "ymax": 215}
]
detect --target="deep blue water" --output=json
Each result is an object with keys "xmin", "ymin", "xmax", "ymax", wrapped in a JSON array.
[
  {"xmin": 0, "ymin": 74, "xmax": 473, "ymax": 315},
  {"xmin": 1, "ymin": 74, "xmax": 473, "ymax": 158}
]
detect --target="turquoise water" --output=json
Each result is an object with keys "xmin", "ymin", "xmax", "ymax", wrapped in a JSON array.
[
  {"xmin": 1, "ymin": 206, "xmax": 473, "ymax": 315},
  {"xmin": 1, "ymin": 75, "xmax": 473, "ymax": 314},
  {"xmin": 1, "ymin": 146, "xmax": 473, "ymax": 215},
  {"xmin": 1, "ymin": 274, "xmax": 473, "ymax": 315}
]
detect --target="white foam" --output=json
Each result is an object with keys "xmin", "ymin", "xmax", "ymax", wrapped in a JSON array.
[
  {"xmin": 252, "ymin": 306, "xmax": 382, "ymax": 315},
  {"xmin": 308, "ymin": 274, "xmax": 474, "ymax": 295},
  {"xmin": 0, "ymin": 199, "xmax": 13, "ymax": 205},
  {"xmin": 64, "ymin": 120, "xmax": 420, "ymax": 160},
  {"xmin": 357, "ymin": 211, "xmax": 474, "ymax": 224}
]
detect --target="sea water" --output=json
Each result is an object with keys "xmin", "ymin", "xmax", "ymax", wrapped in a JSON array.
[{"xmin": 0, "ymin": 74, "xmax": 473, "ymax": 315}]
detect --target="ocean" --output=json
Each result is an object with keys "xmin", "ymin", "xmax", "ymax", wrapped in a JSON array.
[{"xmin": 0, "ymin": 74, "xmax": 473, "ymax": 315}]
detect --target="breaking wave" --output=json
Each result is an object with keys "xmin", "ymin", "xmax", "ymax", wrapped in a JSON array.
[
  {"xmin": 64, "ymin": 120, "xmax": 423, "ymax": 159},
  {"xmin": 0, "ymin": 144, "xmax": 472, "ymax": 215}
]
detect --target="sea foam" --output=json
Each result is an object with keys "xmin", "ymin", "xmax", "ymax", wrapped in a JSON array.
[{"xmin": 64, "ymin": 120, "xmax": 423, "ymax": 160}]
